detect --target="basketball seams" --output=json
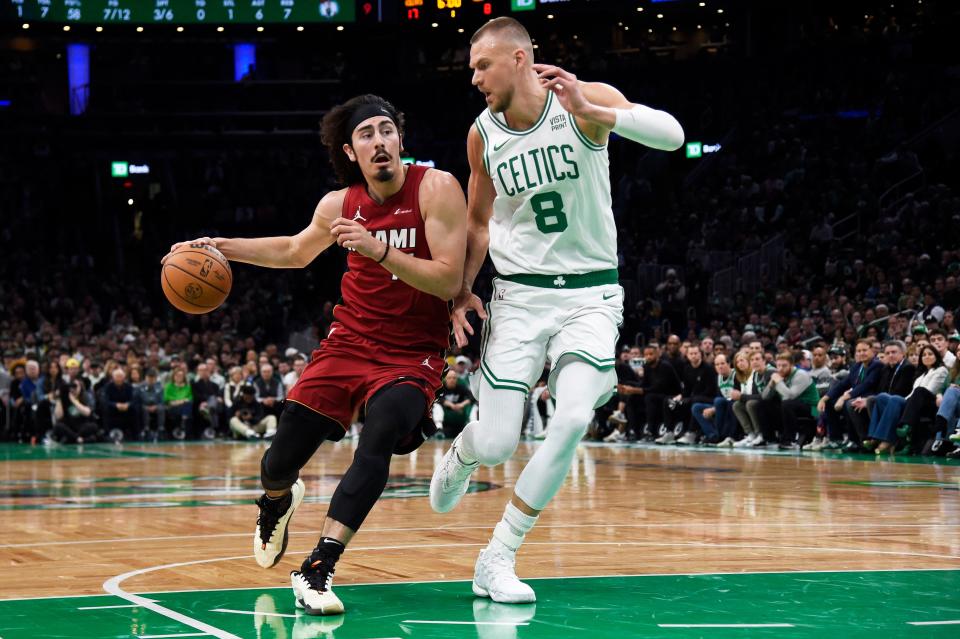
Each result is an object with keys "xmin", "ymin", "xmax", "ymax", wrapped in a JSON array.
[
  {"xmin": 161, "ymin": 268, "xmax": 217, "ymax": 309},
  {"xmin": 163, "ymin": 261, "xmax": 230, "ymax": 296}
]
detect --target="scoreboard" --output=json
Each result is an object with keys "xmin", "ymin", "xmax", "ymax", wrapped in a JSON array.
[
  {"xmin": 398, "ymin": 0, "xmax": 495, "ymax": 23},
  {"xmin": 5, "ymin": 0, "xmax": 588, "ymax": 24},
  {"xmin": 7, "ymin": 0, "xmax": 356, "ymax": 23}
]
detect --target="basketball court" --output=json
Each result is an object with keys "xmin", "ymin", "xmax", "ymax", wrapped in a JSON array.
[{"xmin": 2, "ymin": 439, "xmax": 958, "ymax": 638}]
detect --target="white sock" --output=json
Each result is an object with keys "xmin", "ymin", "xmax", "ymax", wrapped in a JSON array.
[
  {"xmin": 490, "ymin": 502, "xmax": 538, "ymax": 557},
  {"xmin": 457, "ymin": 378, "xmax": 526, "ymax": 467}
]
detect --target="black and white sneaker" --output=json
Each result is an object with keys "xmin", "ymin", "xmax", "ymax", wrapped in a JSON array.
[
  {"xmin": 291, "ymin": 547, "xmax": 345, "ymax": 616},
  {"xmin": 253, "ymin": 479, "xmax": 305, "ymax": 568}
]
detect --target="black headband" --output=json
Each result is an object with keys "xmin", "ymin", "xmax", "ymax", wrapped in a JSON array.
[{"xmin": 347, "ymin": 104, "xmax": 397, "ymax": 137}]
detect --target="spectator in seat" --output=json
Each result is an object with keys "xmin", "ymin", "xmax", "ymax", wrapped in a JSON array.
[
  {"xmin": 733, "ymin": 350, "xmax": 774, "ymax": 447},
  {"xmin": 223, "ymin": 365, "xmax": 245, "ymax": 411},
  {"xmin": 637, "ymin": 343, "xmax": 682, "ymax": 441},
  {"xmin": 929, "ymin": 328, "xmax": 956, "ymax": 368},
  {"xmin": 432, "ymin": 370, "xmax": 475, "ymax": 439},
  {"xmin": 817, "ymin": 339, "xmax": 881, "ymax": 451},
  {"xmin": 192, "ymin": 363, "xmax": 222, "ymax": 439},
  {"xmin": 229, "ymin": 384, "xmax": 277, "ymax": 439},
  {"xmin": 762, "ymin": 352, "xmax": 820, "ymax": 449},
  {"xmin": 52, "ymin": 378, "xmax": 99, "ymax": 444},
  {"xmin": 658, "ymin": 343, "xmax": 716, "ymax": 445},
  {"xmin": 283, "ymin": 354, "xmax": 306, "ymax": 389},
  {"xmin": 691, "ymin": 353, "xmax": 739, "ymax": 446},
  {"xmin": 605, "ymin": 346, "xmax": 644, "ymax": 443},
  {"xmin": 866, "ymin": 344, "xmax": 947, "ymax": 455},
  {"xmin": 137, "ymin": 368, "xmax": 166, "ymax": 437},
  {"xmin": 809, "ymin": 344, "xmax": 834, "ymax": 396},
  {"xmin": 102, "ymin": 367, "xmax": 137, "ymax": 441},
  {"xmin": 253, "ymin": 363, "xmax": 285, "ymax": 417},
  {"xmin": 664, "ymin": 334, "xmax": 684, "ymax": 371},
  {"xmin": 164, "ymin": 367, "xmax": 194, "ymax": 439}
]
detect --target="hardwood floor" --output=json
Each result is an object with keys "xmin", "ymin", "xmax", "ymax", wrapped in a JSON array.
[{"xmin": 1, "ymin": 439, "xmax": 958, "ymax": 600}]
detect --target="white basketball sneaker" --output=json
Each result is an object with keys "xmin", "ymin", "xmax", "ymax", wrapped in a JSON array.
[
  {"xmin": 291, "ymin": 549, "xmax": 344, "ymax": 616},
  {"xmin": 429, "ymin": 433, "xmax": 479, "ymax": 513},
  {"xmin": 253, "ymin": 478, "xmax": 305, "ymax": 568},
  {"xmin": 472, "ymin": 547, "xmax": 536, "ymax": 603}
]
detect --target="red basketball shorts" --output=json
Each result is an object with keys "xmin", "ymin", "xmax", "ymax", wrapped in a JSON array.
[{"xmin": 285, "ymin": 331, "xmax": 444, "ymax": 433}]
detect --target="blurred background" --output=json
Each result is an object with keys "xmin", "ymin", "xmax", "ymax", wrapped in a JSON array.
[{"xmin": 0, "ymin": 0, "xmax": 958, "ymax": 444}]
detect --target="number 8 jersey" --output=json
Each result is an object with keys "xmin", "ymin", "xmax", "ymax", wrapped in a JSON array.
[{"xmin": 475, "ymin": 90, "xmax": 618, "ymax": 277}]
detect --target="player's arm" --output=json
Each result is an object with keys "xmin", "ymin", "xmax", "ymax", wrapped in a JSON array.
[
  {"xmin": 331, "ymin": 170, "xmax": 466, "ymax": 301},
  {"xmin": 532, "ymin": 63, "xmax": 684, "ymax": 151},
  {"xmin": 449, "ymin": 125, "xmax": 497, "ymax": 347},
  {"xmin": 462, "ymin": 124, "xmax": 497, "ymax": 294},
  {"xmin": 162, "ymin": 190, "xmax": 344, "ymax": 268}
]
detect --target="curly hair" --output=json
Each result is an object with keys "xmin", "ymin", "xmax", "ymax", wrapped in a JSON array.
[{"xmin": 320, "ymin": 94, "xmax": 406, "ymax": 186}]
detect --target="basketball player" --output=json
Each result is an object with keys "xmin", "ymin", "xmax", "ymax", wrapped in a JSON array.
[
  {"xmin": 164, "ymin": 95, "xmax": 466, "ymax": 615},
  {"xmin": 429, "ymin": 18, "xmax": 684, "ymax": 603}
]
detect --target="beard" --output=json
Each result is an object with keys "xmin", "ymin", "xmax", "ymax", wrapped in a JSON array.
[
  {"xmin": 374, "ymin": 166, "xmax": 395, "ymax": 182},
  {"xmin": 490, "ymin": 86, "xmax": 514, "ymax": 114}
]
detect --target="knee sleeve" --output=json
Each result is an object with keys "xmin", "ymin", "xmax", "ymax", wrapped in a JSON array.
[
  {"xmin": 260, "ymin": 402, "xmax": 338, "ymax": 491},
  {"xmin": 327, "ymin": 384, "xmax": 425, "ymax": 530}
]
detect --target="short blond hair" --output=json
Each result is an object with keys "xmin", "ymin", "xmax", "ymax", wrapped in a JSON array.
[{"xmin": 470, "ymin": 17, "xmax": 533, "ymax": 53}]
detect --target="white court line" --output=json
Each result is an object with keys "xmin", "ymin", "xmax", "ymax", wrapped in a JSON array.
[
  {"xmin": 1, "ymin": 560, "xmax": 956, "ymax": 604},
  {"xmin": 139, "ymin": 634, "xmax": 210, "ymax": 638},
  {"xmin": 907, "ymin": 620, "xmax": 960, "ymax": 626},
  {"xmin": 211, "ymin": 608, "xmax": 297, "ymax": 618},
  {"xmin": 402, "ymin": 620, "xmax": 529, "ymax": 626},
  {"xmin": 659, "ymin": 623, "xmax": 794, "ymax": 628},
  {"xmin": 103, "ymin": 555, "xmax": 251, "ymax": 639},
  {"xmin": 5, "ymin": 522, "xmax": 959, "ymax": 549}
]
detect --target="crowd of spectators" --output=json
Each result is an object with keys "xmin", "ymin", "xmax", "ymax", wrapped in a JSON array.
[{"xmin": 1, "ymin": 3, "xmax": 957, "ymax": 461}]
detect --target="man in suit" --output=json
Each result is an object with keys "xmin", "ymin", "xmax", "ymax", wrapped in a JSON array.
[{"xmin": 816, "ymin": 339, "xmax": 883, "ymax": 451}]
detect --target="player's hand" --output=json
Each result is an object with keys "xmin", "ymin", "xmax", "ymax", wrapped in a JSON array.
[
  {"xmin": 451, "ymin": 285, "xmax": 488, "ymax": 348},
  {"xmin": 533, "ymin": 63, "xmax": 590, "ymax": 116},
  {"xmin": 330, "ymin": 217, "xmax": 383, "ymax": 260},
  {"xmin": 162, "ymin": 237, "xmax": 217, "ymax": 264}
]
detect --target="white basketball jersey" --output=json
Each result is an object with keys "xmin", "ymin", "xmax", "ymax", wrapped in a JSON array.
[{"xmin": 475, "ymin": 90, "xmax": 618, "ymax": 276}]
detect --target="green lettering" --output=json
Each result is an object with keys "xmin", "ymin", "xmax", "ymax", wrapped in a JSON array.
[
  {"xmin": 546, "ymin": 145, "xmax": 565, "ymax": 182},
  {"xmin": 496, "ymin": 162, "xmax": 516, "ymax": 197},
  {"xmin": 508, "ymin": 155, "xmax": 525, "ymax": 194},
  {"xmin": 519, "ymin": 153, "xmax": 536, "ymax": 190},
  {"xmin": 561, "ymin": 144, "xmax": 580, "ymax": 180},
  {"xmin": 528, "ymin": 149, "xmax": 544, "ymax": 185}
]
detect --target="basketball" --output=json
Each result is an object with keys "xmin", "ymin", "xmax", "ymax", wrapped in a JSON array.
[{"xmin": 161, "ymin": 243, "xmax": 232, "ymax": 314}]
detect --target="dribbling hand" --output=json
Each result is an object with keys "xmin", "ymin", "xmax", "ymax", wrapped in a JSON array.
[
  {"xmin": 452, "ymin": 285, "xmax": 487, "ymax": 348},
  {"xmin": 162, "ymin": 237, "xmax": 217, "ymax": 265}
]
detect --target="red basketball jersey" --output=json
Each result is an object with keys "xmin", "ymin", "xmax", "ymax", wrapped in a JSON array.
[{"xmin": 332, "ymin": 164, "xmax": 450, "ymax": 354}]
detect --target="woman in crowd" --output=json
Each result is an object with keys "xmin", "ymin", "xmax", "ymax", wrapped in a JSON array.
[
  {"xmin": 52, "ymin": 378, "xmax": 99, "ymax": 444},
  {"xmin": 865, "ymin": 345, "xmax": 947, "ymax": 454},
  {"xmin": 164, "ymin": 367, "xmax": 194, "ymax": 439},
  {"xmin": 223, "ymin": 365, "xmax": 245, "ymax": 411}
]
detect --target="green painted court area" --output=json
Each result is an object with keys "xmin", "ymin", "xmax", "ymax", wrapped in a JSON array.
[{"xmin": 3, "ymin": 570, "xmax": 958, "ymax": 638}]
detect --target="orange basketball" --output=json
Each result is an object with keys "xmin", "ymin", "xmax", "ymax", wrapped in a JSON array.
[{"xmin": 161, "ymin": 243, "xmax": 232, "ymax": 314}]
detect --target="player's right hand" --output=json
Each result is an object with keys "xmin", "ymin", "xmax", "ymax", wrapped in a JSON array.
[
  {"xmin": 161, "ymin": 237, "xmax": 216, "ymax": 264},
  {"xmin": 452, "ymin": 286, "xmax": 488, "ymax": 348}
]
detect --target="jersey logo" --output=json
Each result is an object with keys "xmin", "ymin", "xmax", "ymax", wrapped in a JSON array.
[
  {"xmin": 493, "ymin": 139, "xmax": 509, "ymax": 152},
  {"xmin": 352, "ymin": 206, "xmax": 367, "ymax": 222},
  {"xmin": 550, "ymin": 113, "xmax": 568, "ymax": 131},
  {"xmin": 393, "ymin": 208, "xmax": 413, "ymax": 216},
  {"xmin": 553, "ymin": 276, "xmax": 567, "ymax": 288},
  {"xmin": 603, "ymin": 292, "xmax": 617, "ymax": 300},
  {"xmin": 421, "ymin": 357, "xmax": 432, "ymax": 367}
]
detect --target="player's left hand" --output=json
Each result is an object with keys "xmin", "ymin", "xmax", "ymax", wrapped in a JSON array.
[
  {"xmin": 533, "ymin": 63, "xmax": 589, "ymax": 116},
  {"xmin": 331, "ymin": 217, "xmax": 384, "ymax": 260}
]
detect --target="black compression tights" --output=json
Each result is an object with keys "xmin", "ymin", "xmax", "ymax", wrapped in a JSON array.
[{"xmin": 260, "ymin": 384, "xmax": 426, "ymax": 531}]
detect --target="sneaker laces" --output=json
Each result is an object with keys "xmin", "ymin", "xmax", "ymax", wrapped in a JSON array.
[
  {"xmin": 300, "ymin": 549, "xmax": 337, "ymax": 592},
  {"xmin": 255, "ymin": 492, "xmax": 291, "ymax": 547}
]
